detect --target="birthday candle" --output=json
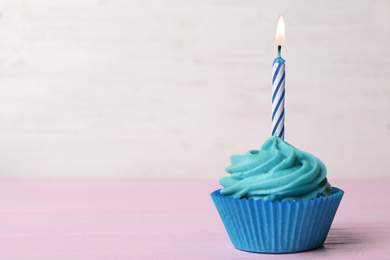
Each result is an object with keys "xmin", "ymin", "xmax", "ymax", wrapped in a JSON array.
[{"xmin": 272, "ymin": 15, "xmax": 286, "ymax": 139}]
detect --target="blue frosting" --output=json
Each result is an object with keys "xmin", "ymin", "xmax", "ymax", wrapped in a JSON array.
[{"xmin": 219, "ymin": 136, "xmax": 331, "ymax": 202}]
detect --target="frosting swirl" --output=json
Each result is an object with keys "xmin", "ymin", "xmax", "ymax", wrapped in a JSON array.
[{"xmin": 219, "ymin": 136, "xmax": 331, "ymax": 202}]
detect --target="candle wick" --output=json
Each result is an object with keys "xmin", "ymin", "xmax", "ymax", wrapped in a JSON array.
[{"xmin": 278, "ymin": 45, "xmax": 281, "ymax": 58}]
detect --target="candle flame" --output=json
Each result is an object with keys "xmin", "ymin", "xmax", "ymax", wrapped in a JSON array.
[{"xmin": 275, "ymin": 15, "xmax": 285, "ymax": 45}]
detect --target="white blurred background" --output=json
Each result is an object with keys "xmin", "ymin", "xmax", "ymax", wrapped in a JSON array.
[{"xmin": 0, "ymin": 0, "xmax": 389, "ymax": 178}]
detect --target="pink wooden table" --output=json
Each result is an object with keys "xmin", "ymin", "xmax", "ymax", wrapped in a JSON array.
[{"xmin": 0, "ymin": 178, "xmax": 388, "ymax": 259}]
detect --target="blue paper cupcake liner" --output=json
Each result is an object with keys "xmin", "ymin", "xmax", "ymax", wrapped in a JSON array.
[{"xmin": 211, "ymin": 187, "xmax": 344, "ymax": 253}]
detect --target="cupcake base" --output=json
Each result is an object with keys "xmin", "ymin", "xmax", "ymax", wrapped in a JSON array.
[{"xmin": 211, "ymin": 187, "xmax": 344, "ymax": 253}]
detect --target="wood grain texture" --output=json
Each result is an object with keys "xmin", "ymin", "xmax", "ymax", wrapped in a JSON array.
[
  {"xmin": 0, "ymin": 0, "xmax": 389, "ymax": 177},
  {"xmin": 0, "ymin": 178, "xmax": 388, "ymax": 259}
]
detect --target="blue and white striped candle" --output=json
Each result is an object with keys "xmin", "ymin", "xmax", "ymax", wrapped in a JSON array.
[
  {"xmin": 272, "ymin": 15, "xmax": 286, "ymax": 139},
  {"xmin": 272, "ymin": 49, "xmax": 285, "ymax": 139}
]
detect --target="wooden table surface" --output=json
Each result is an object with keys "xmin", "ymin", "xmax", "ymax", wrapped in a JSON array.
[{"xmin": 0, "ymin": 178, "xmax": 388, "ymax": 259}]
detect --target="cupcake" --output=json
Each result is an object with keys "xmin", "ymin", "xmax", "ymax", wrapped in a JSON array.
[{"xmin": 211, "ymin": 135, "xmax": 343, "ymax": 253}]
